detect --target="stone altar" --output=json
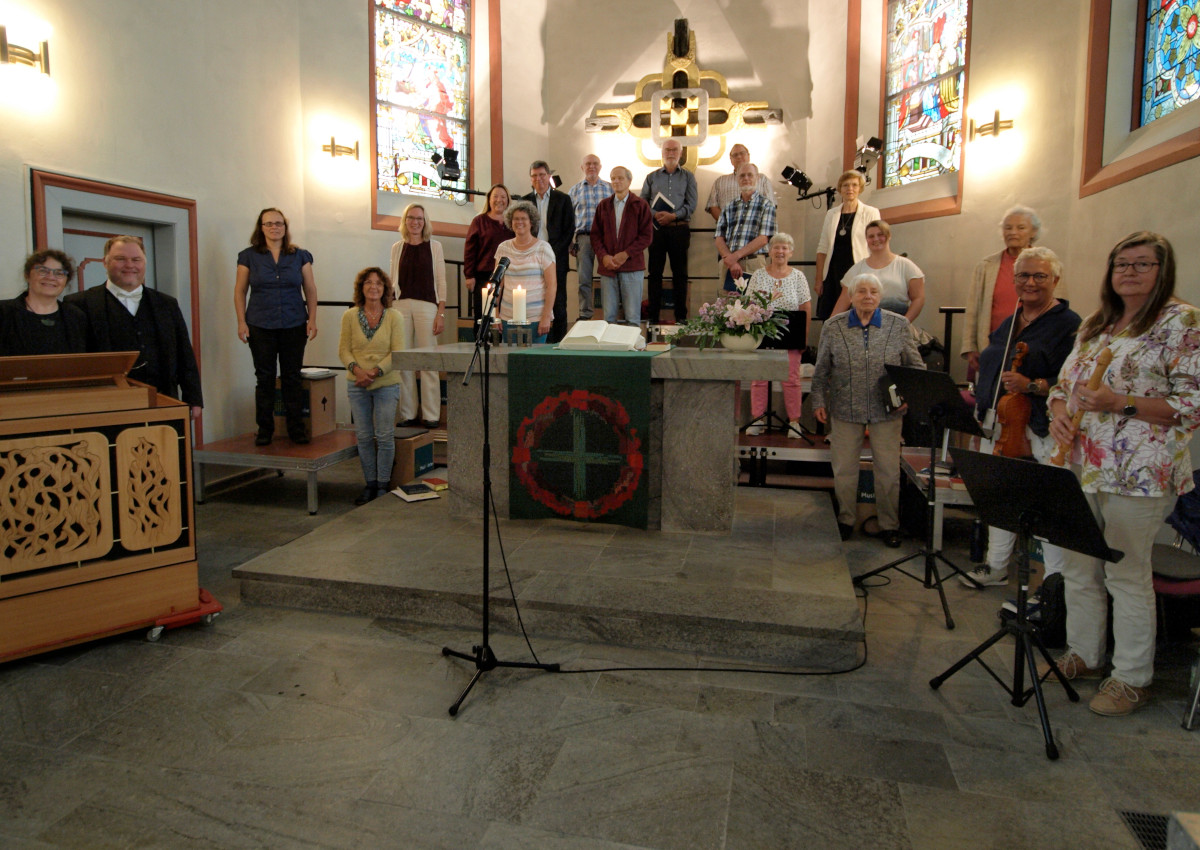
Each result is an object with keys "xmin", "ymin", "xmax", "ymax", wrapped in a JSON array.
[{"xmin": 392, "ymin": 343, "xmax": 788, "ymax": 532}]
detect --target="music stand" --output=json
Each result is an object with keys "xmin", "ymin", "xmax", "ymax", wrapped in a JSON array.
[
  {"xmin": 930, "ymin": 448, "xmax": 1123, "ymax": 759},
  {"xmin": 853, "ymin": 365, "xmax": 982, "ymax": 629},
  {"xmin": 755, "ymin": 311, "xmax": 812, "ymax": 443}
]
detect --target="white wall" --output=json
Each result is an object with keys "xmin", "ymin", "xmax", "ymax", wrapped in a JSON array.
[
  {"xmin": 2, "ymin": 0, "xmax": 1197, "ymax": 442},
  {"xmin": 801, "ymin": 0, "xmax": 1200, "ymax": 377}
]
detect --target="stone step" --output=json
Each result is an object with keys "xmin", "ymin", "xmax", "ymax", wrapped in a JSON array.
[{"xmin": 233, "ymin": 488, "xmax": 864, "ymax": 669}]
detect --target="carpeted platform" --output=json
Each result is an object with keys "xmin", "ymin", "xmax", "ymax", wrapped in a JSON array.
[{"xmin": 233, "ymin": 486, "xmax": 864, "ymax": 669}]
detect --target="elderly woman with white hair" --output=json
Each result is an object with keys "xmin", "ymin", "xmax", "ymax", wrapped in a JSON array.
[
  {"xmin": 742, "ymin": 232, "xmax": 811, "ymax": 439},
  {"xmin": 961, "ymin": 205, "xmax": 1041, "ymax": 373},
  {"xmin": 960, "ymin": 246, "xmax": 1080, "ymax": 591},
  {"xmin": 811, "ymin": 273, "xmax": 925, "ymax": 545}
]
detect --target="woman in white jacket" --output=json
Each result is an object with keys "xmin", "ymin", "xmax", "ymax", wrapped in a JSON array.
[{"xmin": 813, "ymin": 170, "xmax": 880, "ymax": 320}]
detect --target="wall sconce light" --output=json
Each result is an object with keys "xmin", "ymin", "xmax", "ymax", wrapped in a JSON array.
[
  {"xmin": 322, "ymin": 137, "xmax": 358, "ymax": 159},
  {"xmin": 0, "ymin": 25, "xmax": 50, "ymax": 75},
  {"xmin": 969, "ymin": 110, "xmax": 1014, "ymax": 141}
]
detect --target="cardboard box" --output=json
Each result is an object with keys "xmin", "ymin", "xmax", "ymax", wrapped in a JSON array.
[
  {"xmin": 390, "ymin": 428, "xmax": 435, "ymax": 488},
  {"xmin": 274, "ymin": 376, "xmax": 336, "ymax": 439}
]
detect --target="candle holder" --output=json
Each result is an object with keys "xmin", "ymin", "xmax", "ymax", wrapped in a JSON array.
[{"xmin": 503, "ymin": 322, "xmax": 534, "ymax": 347}]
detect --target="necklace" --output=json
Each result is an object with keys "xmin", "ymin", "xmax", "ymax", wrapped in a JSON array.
[
  {"xmin": 837, "ymin": 210, "xmax": 855, "ymax": 237},
  {"xmin": 1017, "ymin": 298, "xmax": 1055, "ymax": 329}
]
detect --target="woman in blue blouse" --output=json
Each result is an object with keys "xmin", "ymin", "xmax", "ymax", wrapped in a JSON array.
[{"xmin": 234, "ymin": 208, "xmax": 319, "ymax": 445}]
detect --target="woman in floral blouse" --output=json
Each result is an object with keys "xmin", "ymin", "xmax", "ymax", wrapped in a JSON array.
[{"xmin": 1047, "ymin": 231, "xmax": 1200, "ymax": 717}]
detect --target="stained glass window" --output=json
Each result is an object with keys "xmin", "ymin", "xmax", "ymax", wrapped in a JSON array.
[
  {"xmin": 882, "ymin": 0, "xmax": 969, "ymax": 187},
  {"xmin": 374, "ymin": 0, "xmax": 470, "ymax": 199},
  {"xmin": 1140, "ymin": 0, "xmax": 1200, "ymax": 126}
]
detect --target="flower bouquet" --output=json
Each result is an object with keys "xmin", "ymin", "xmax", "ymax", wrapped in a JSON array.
[{"xmin": 667, "ymin": 288, "xmax": 789, "ymax": 351}]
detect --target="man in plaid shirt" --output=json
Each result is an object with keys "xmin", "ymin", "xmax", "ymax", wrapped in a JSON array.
[
  {"xmin": 715, "ymin": 163, "xmax": 777, "ymax": 291},
  {"xmin": 568, "ymin": 154, "xmax": 613, "ymax": 321}
]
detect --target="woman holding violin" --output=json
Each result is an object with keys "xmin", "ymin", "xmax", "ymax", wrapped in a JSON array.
[
  {"xmin": 960, "ymin": 247, "xmax": 1079, "ymax": 590},
  {"xmin": 1045, "ymin": 232, "xmax": 1200, "ymax": 717}
]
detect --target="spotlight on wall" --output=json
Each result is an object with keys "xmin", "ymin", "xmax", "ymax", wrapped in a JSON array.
[
  {"xmin": 322, "ymin": 137, "xmax": 359, "ymax": 159},
  {"xmin": 969, "ymin": 110, "xmax": 1014, "ymax": 141},
  {"xmin": 781, "ymin": 165, "xmax": 837, "ymax": 209},
  {"xmin": 0, "ymin": 25, "xmax": 50, "ymax": 75},
  {"xmin": 854, "ymin": 136, "xmax": 884, "ymax": 183},
  {"xmin": 551, "ymin": 174, "xmax": 563, "ymax": 189},
  {"xmin": 432, "ymin": 147, "xmax": 460, "ymax": 182},
  {"xmin": 781, "ymin": 165, "xmax": 812, "ymax": 193}
]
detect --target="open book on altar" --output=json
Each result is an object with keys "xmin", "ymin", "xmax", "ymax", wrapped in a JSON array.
[{"xmin": 558, "ymin": 321, "xmax": 646, "ymax": 351}]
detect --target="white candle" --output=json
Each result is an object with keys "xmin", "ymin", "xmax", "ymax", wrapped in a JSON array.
[
  {"xmin": 482, "ymin": 283, "xmax": 494, "ymax": 318},
  {"xmin": 513, "ymin": 285, "xmax": 527, "ymax": 324}
]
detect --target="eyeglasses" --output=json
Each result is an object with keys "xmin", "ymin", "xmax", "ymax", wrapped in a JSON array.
[
  {"xmin": 262, "ymin": 221, "xmax": 286, "ymax": 228},
  {"xmin": 32, "ymin": 265, "xmax": 69, "ymax": 279},
  {"xmin": 1014, "ymin": 272, "xmax": 1052, "ymax": 283},
  {"xmin": 1112, "ymin": 261, "xmax": 1159, "ymax": 274}
]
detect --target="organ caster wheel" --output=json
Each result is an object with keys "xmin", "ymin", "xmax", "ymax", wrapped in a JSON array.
[{"xmin": 146, "ymin": 626, "xmax": 164, "ymax": 642}]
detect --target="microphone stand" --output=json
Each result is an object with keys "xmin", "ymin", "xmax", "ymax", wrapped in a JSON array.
[{"xmin": 442, "ymin": 266, "xmax": 559, "ymax": 716}]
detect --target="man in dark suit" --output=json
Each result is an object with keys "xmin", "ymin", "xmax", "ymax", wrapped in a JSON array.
[
  {"xmin": 523, "ymin": 160, "xmax": 575, "ymax": 342},
  {"xmin": 65, "ymin": 235, "xmax": 203, "ymax": 418}
]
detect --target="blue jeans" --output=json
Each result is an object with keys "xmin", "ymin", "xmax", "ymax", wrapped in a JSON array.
[
  {"xmin": 602, "ymin": 272, "xmax": 643, "ymax": 324},
  {"xmin": 347, "ymin": 383, "xmax": 400, "ymax": 484},
  {"xmin": 576, "ymin": 235, "xmax": 597, "ymax": 319}
]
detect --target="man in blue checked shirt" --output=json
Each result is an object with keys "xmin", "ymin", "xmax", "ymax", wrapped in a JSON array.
[
  {"xmin": 715, "ymin": 163, "xmax": 777, "ymax": 291},
  {"xmin": 568, "ymin": 154, "xmax": 612, "ymax": 321}
]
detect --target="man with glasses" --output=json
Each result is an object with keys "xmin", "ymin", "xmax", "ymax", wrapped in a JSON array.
[
  {"xmin": 66, "ymin": 235, "xmax": 203, "ymax": 418},
  {"xmin": 523, "ymin": 160, "xmax": 575, "ymax": 342},
  {"xmin": 568, "ymin": 154, "xmax": 612, "ymax": 322},
  {"xmin": 641, "ymin": 138, "xmax": 697, "ymax": 323}
]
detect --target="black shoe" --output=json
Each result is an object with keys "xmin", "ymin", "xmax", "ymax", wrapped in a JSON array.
[
  {"xmin": 290, "ymin": 433, "xmax": 310, "ymax": 445},
  {"xmin": 837, "ymin": 522, "xmax": 854, "ymax": 541},
  {"xmin": 400, "ymin": 418, "xmax": 422, "ymax": 428},
  {"xmin": 254, "ymin": 433, "xmax": 272, "ymax": 446},
  {"xmin": 421, "ymin": 420, "xmax": 441, "ymax": 429},
  {"xmin": 354, "ymin": 485, "xmax": 378, "ymax": 506},
  {"xmin": 882, "ymin": 530, "xmax": 902, "ymax": 548}
]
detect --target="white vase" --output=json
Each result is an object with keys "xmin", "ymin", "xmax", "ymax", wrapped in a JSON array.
[{"xmin": 719, "ymin": 333, "xmax": 763, "ymax": 351}]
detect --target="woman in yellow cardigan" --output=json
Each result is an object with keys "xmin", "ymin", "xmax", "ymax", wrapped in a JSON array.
[{"xmin": 339, "ymin": 267, "xmax": 406, "ymax": 504}]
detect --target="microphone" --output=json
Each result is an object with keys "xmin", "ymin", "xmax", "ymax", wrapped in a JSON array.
[{"xmin": 487, "ymin": 257, "xmax": 511, "ymax": 286}]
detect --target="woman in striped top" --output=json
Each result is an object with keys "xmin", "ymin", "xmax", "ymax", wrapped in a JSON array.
[{"xmin": 493, "ymin": 200, "xmax": 556, "ymax": 343}]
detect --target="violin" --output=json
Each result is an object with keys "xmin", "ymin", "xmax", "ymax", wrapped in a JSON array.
[{"xmin": 993, "ymin": 341, "xmax": 1033, "ymax": 459}]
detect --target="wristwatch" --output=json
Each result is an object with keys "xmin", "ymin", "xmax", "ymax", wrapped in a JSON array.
[
  {"xmin": 1122, "ymin": 395, "xmax": 1137, "ymax": 417},
  {"xmin": 1026, "ymin": 380, "xmax": 1038, "ymax": 394}
]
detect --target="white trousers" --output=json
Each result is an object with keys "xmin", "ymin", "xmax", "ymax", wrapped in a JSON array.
[
  {"xmin": 1064, "ymin": 489, "xmax": 1173, "ymax": 687},
  {"xmin": 981, "ymin": 430, "xmax": 1065, "ymax": 577},
  {"xmin": 396, "ymin": 298, "xmax": 441, "ymax": 423}
]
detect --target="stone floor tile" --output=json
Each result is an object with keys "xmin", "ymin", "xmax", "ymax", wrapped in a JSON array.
[
  {"xmin": 523, "ymin": 737, "xmax": 732, "ymax": 850},
  {"xmin": 725, "ymin": 760, "xmax": 911, "ymax": 850},
  {"xmin": 362, "ymin": 715, "xmax": 565, "ymax": 823},
  {"xmin": 900, "ymin": 783, "xmax": 1142, "ymax": 850},
  {"xmin": 478, "ymin": 821, "xmax": 653, "ymax": 849}
]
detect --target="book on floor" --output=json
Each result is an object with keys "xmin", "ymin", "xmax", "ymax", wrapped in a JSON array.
[
  {"xmin": 558, "ymin": 320, "xmax": 646, "ymax": 351},
  {"xmin": 391, "ymin": 482, "xmax": 439, "ymax": 502}
]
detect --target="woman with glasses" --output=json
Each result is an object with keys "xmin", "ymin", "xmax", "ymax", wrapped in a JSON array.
[
  {"xmin": 959, "ymin": 247, "xmax": 1079, "ymax": 594},
  {"xmin": 1045, "ymin": 231, "xmax": 1200, "ymax": 717},
  {"xmin": 389, "ymin": 202, "xmax": 447, "ymax": 428},
  {"xmin": 1, "ymin": 250, "xmax": 87, "ymax": 356},
  {"xmin": 234, "ymin": 208, "xmax": 319, "ymax": 445}
]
